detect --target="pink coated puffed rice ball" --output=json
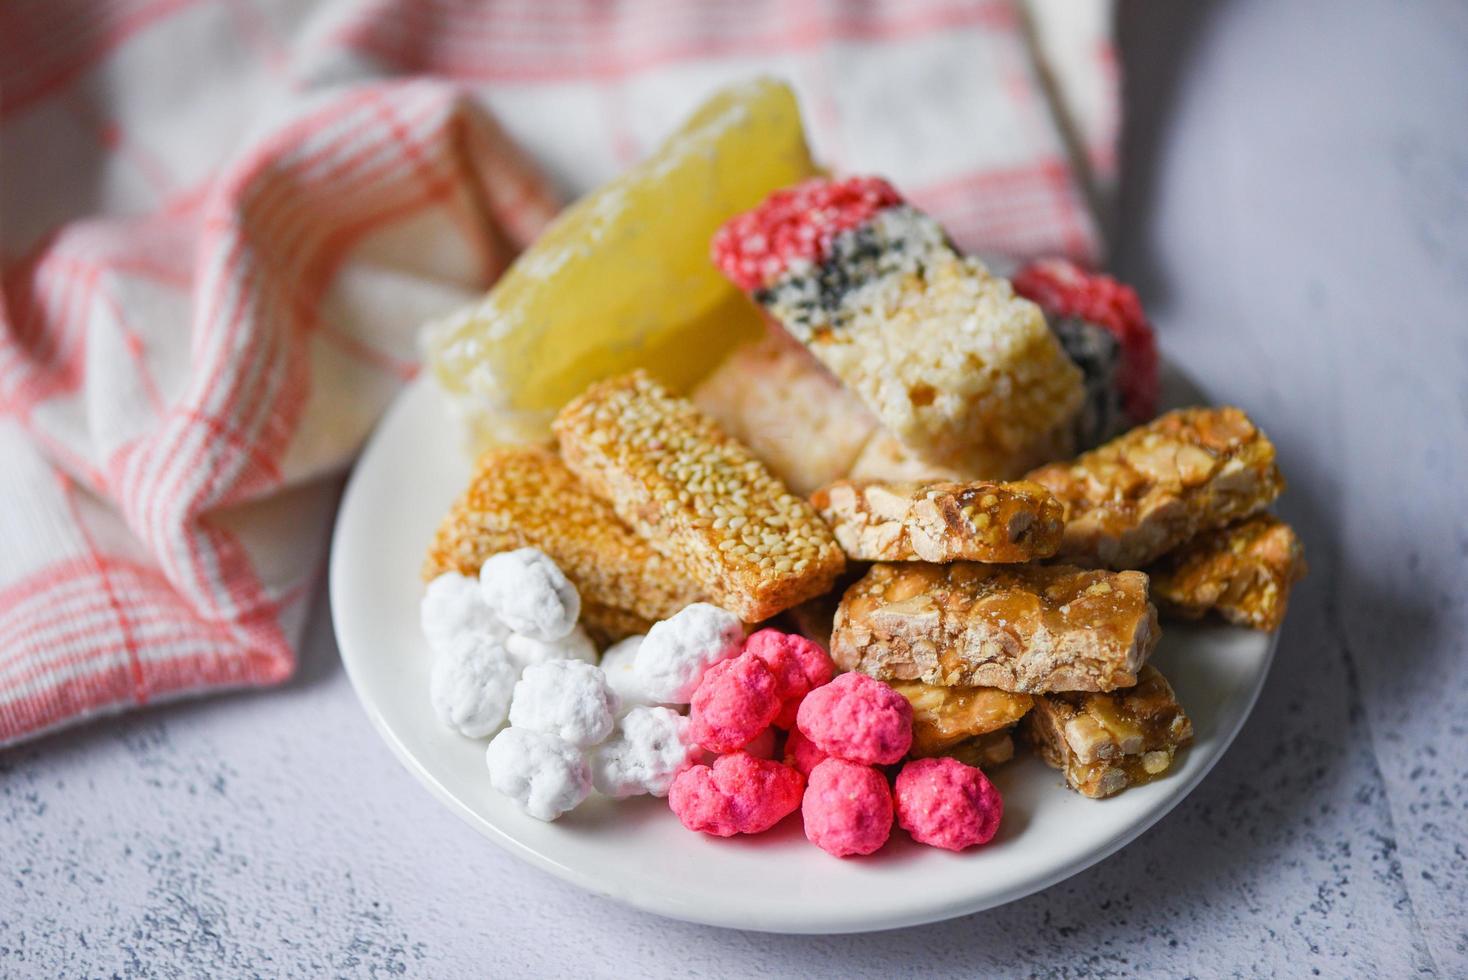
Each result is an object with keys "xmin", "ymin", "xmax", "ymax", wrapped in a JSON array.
[
  {"xmin": 743, "ymin": 629, "xmax": 834, "ymax": 729},
  {"xmin": 782, "ymin": 727, "xmax": 828, "ymax": 778},
  {"xmin": 668, "ymin": 751, "xmax": 804, "ymax": 837},
  {"xmin": 894, "ymin": 756, "xmax": 1003, "ymax": 851},
  {"xmin": 688, "ymin": 655, "xmax": 781, "ymax": 753},
  {"xmin": 796, "ymin": 672, "xmax": 913, "ymax": 766},
  {"xmin": 802, "ymin": 758, "xmax": 893, "ymax": 857}
]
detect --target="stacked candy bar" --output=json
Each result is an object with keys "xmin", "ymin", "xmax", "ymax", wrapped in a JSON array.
[{"xmin": 713, "ymin": 177, "xmax": 1084, "ymax": 475}]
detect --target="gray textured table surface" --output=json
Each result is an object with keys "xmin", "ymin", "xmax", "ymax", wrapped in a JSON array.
[{"xmin": 4, "ymin": 1, "xmax": 1465, "ymax": 976}]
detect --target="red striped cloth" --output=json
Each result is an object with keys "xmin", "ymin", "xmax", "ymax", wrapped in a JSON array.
[{"xmin": 0, "ymin": 0, "xmax": 1118, "ymax": 745}]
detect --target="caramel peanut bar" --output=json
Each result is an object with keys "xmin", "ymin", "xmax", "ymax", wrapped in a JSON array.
[
  {"xmin": 1023, "ymin": 664, "xmax": 1193, "ymax": 798},
  {"xmin": 423, "ymin": 446, "xmax": 705, "ymax": 641},
  {"xmin": 713, "ymin": 177, "xmax": 1083, "ymax": 473},
  {"xmin": 1027, "ymin": 406, "xmax": 1285, "ymax": 569},
  {"xmin": 811, "ymin": 479, "xmax": 1064, "ymax": 564},
  {"xmin": 1149, "ymin": 514, "xmax": 1305, "ymax": 631},
  {"xmin": 691, "ymin": 327, "xmax": 878, "ymax": 496},
  {"xmin": 832, "ymin": 562, "xmax": 1159, "ymax": 693},
  {"xmin": 553, "ymin": 370, "xmax": 846, "ymax": 623},
  {"xmin": 888, "ymin": 679, "xmax": 1034, "ymax": 757},
  {"xmin": 941, "ymin": 729, "xmax": 1016, "ymax": 770}
]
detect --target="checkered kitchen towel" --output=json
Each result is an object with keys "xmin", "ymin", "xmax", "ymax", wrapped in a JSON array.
[{"xmin": 0, "ymin": 0, "xmax": 1118, "ymax": 746}]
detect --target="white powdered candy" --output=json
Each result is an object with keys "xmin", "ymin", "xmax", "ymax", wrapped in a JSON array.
[
  {"xmin": 508, "ymin": 660, "xmax": 618, "ymax": 748},
  {"xmin": 599, "ymin": 635, "xmax": 657, "ymax": 713},
  {"xmin": 421, "ymin": 572, "xmax": 505, "ymax": 654},
  {"xmin": 505, "ymin": 624, "xmax": 598, "ymax": 673},
  {"xmin": 634, "ymin": 603, "xmax": 744, "ymax": 704},
  {"xmin": 429, "ymin": 632, "xmax": 517, "ymax": 738},
  {"xmin": 590, "ymin": 706, "xmax": 699, "ymax": 799},
  {"xmin": 479, "ymin": 547, "xmax": 580, "ymax": 640},
  {"xmin": 485, "ymin": 728, "xmax": 591, "ymax": 821}
]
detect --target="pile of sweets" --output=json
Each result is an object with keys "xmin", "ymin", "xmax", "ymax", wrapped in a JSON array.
[{"xmin": 669, "ymin": 630, "xmax": 1003, "ymax": 857}]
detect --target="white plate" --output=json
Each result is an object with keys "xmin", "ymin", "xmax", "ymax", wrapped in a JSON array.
[{"xmin": 330, "ymin": 376, "xmax": 1276, "ymax": 934}]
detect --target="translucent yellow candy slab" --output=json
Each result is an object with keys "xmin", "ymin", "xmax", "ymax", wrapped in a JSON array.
[{"xmin": 423, "ymin": 78, "xmax": 818, "ymax": 448}]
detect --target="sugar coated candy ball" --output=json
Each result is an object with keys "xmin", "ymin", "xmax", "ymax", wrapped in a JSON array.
[
  {"xmin": 591, "ymin": 706, "xmax": 699, "ymax": 798},
  {"xmin": 743, "ymin": 629, "xmax": 834, "ymax": 729},
  {"xmin": 802, "ymin": 758, "xmax": 894, "ymax": 857},
  {"xmin": 634, "ymin": 603, "xmax": 744, "ymax": 704},
  {"xmin": 740, "ymin": 726, "xmax": 778, "ymax": 760},
  {"xmin": 485, "ymin": 728, "xmax": 591, "ymax": 822},
  {"xmin": 782, "ymin": 726, "xmax": 828, "ymax": 778},
  {"xmin": 688, "ymin": 654, "xmax": 781, "ymax": 753},
  {"xmin": 599, "ymin": 635, "xmax": 658, "ymax": 712},
  {"xmin": 668, "ymin": 752, "xmax": 804, "ymax": 837},
  {"xmin": 421, "ymin": 572, "xmax": 505, "ymax": 654},
  {"xmin": 894, "ymin": 756, "xmax": 1003, "ymax": 851},
  {"xmin": 505, "ymin": 624, "xmax": 598, "ymax": 672},
  {"xmin": 508, "ymin": 660, "xmax": 618, "ymax": 748},
  {"xmin": 479, "ymin": 547, "xmax": 580, "ymax": 640},
  {"xmin": 796, "ymin": 671, "xmax": 913, "ymax": 765},
  {"xmin": 429, "ymin": 631, "xmax": 517, "ymax": 738}
]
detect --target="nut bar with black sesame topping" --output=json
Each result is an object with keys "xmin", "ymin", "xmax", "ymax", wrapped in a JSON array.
[{"xmin": 553, "ymin": 370, "xmax": 847, "ymax": 623}]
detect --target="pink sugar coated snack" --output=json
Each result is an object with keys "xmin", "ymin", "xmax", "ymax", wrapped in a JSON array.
[
  {"xmin": 689, "ymin": 655, "xmax": 781, "ymax": 753},
  {"xmin": 711, "ymin": 176, "xmax": 904, "ymax": 290},
  {"xmin": 797, "ymin": 671, "xmax": 913, "ymax": 766},
  {"xmin": 894, "ymin": 756, "xmax": 1003, "ymax": 851},
  {"xmin": 783, "ymin": 727, "xmax": 828, "ymax": 777},
  {"xmin": 801, "ymin": 758, "xmax": 894, "ymax": 857},
  {"xmin": 741, "ymin": 726, "xmax": 778, "ymax": 760},
  {"xmin": 744, "ymin": 629, "xmax": 834, "ymax": 729},
  {"xmin": 668, "ymin": 751, "xmax": 805, "ymax": 837}
]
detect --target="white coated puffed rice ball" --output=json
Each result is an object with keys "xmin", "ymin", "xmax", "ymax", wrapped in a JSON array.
[
  {"xmin": 634, "ymin": 603, "xmax": 744, "ymax": 704},
  {"xmin": 485, "ymin": 728, "xmax": 591, "ymax": 821},
  {"xmin": 599, "ymin": 635, "xmax": 657, "ymax": 713},
  {"xmin": 505, "ymin": 624, "xmax": 597, "ymax": 674},
  {"xmin": 591, "ymin": 706, "xmax": 699, "ymax": 798},
  {"xmin": 429, "ymin": 632, "xmax": 518, "ymax": 738},
  {"xmin": 508, "ymin": 660, "xmax": 618, "ymax": 747},
  {"xmin": 421, "ymin": 572, "xmax": 505, "ymax": 654},
  {"xmin": 479, "ymin": 548, "xmax": 580, "ymax": 641}
]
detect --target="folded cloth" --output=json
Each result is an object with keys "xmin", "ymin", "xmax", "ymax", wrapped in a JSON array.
[{"xmin": 0, "ymin": 0, "xmax": 1117, "ymax": 746}]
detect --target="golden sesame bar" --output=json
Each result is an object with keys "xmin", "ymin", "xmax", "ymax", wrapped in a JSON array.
[
  {"xmin": 1027, "ymin": 406, "xmax": 1286, "ymax": 570},
  {"xmin": 832, "ymin": 561, "xmax": 1159, "ymax": 693},
  {"xmin": 422, "ymin": 445, "xmax": 705, "ymax": 642},
  {"xmin": 811, "ymin": 479, "xmax": 1065, "ymax": 564},
  {"xmin": 1023, "ymin": 664, "xmax": 1193, "ymax": 799},
  {"xmin": 691, "ymin": 328, "xmax": 878, "ymax": 496},
  {"xmin": 553, "ymin": 370, "xmax": 846, "ymax": 623},
  {"xmin": 754, "ymin": 207, "xmax": 1084, "ymax": 473},
  {"xmin": 1149, "ymin": 514, "xmax": 1305, "ymax": 631},
  {"xmin": 888, "ymin": 680, "xmax": 1034, "ymax": 757}
]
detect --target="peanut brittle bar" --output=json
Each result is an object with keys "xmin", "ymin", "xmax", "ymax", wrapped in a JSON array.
[
  {"xmin": 691, "ymin": 327, "xmax": 878, "ymax": 496},
  {"xmin": 941, "ymin": 729, "xmax": 1017, "ymax": 770},
  {"xmin": 1023, "ymin": 664, "xmax": 1193, "ymax": 798},
  {"xmin": 1149, "ymin": 514, "xmax": 1306, "ymax": 631},
  {"xmin": 1027, "ymin": 406, "xmax": 1285, "ymax": 569},
  {"xmin": 888, "ymin": 679, "xmax": 1034, "ymax": 757},
  {"xmin": 811, "ymin": 479, "xmax": 1065, "ymax": 564},
  {"xmin": 832, "ymin": 562, "xmax": 1159, "ymax": 693},
  {"xmin": 712, "ymin": 177, "xmax": 1083, "ymax": 473},
  {"xmin": 553, "ymin": 370, "xmax": 846, "ymax": 623},
  {"xmin": 423, "ymin": 446, "xmax": 704, "ymax": 641}
]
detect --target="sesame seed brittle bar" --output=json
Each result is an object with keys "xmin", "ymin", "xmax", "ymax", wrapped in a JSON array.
[
  {"xmin": 1023, "ymin": 664, "xmax": 1194, "ymax": 799},
  {"xmin": 1027, "ymin": 406, "xmax": 1286, "ymax": 570},
  {"xmin": 1149, "ymin": 514, "xmax": 1306, "ymax": 631},
  {"xmin": 832, "ymin": 562, "xmax": 1159, "ymax": 694},
  {"xmin": 423, "ymin": 445, "xmax": 705, "ymax": 642},
  {"xmin": 811, "ymin": 479, "xmax": 1065, "ymax": 564},
  {"xmin": 553, "ymin": 370, "xmax": 847, "ymax": 623}
]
